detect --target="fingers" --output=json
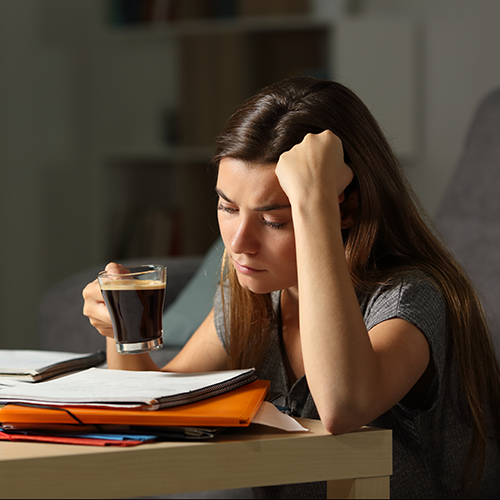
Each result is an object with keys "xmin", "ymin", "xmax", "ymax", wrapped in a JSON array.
[
  {"xmin": 82, "ymin": 266, "xmax": 115, "ymax": 339},
  {"xmin": 104, "ymin": 262, "xmax": 129, "ymax": 274},
  {"xmin": 315, "ymin": 131, "xmax": 355, "ymax": 196},
  {"xmin": 277, "ymin": 130, "xmax": 354, "ymax": 200},
  {"xmin": 82, "ymin": 279, "xmax": 103, "ymax": 309},
  {"xmin": 105, "ymin": 262, "xmax": 120, "ymax": 272}
]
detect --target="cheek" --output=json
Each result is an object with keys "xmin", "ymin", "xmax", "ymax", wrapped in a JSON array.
[
  {"xmin": 282, "ymin": 242, "xmax": 297, "ymax": 269},
  {"xmin": 268, "ymin": 232, "xmax": 296, "ymax": 266},
  {"xmin": 217, "ymin": 214, "xmax": 234, "ymax": 248},
  {"xmin": 270, "ymin": 235, "xmax": 298, "ymax": 287}
]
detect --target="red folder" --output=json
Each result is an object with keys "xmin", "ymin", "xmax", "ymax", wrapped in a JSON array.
[
  {"xmin": 0, "ymin": 430, "xmax": 148, "ymax": 447},
  {"xmin": 0, "ymin": 380, "xmax": 270, "ymax": 428}
]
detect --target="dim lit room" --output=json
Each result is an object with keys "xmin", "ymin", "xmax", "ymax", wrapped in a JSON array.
[{"xmin": 1, "ymin": 0, "xmax": 500, "ymax": 498}]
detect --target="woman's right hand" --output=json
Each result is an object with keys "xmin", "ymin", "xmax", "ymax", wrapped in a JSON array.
[
  {"xmin": 83, "ymin": 263, "xmax": 163, "ymax": 371},
  {"xmin": 82, "ymin": 262, "xmax": 122, "ymax": 340}
]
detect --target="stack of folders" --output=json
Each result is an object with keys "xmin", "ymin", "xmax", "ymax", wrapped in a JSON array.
[{"xmin": 0, "ymin": 356, "xmax": 269, "ymax": 447}]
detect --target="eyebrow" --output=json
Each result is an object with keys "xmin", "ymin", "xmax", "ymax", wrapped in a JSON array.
[{"xmin": 216, "ymin": 188, "xmax": 291, "ymax": 212}]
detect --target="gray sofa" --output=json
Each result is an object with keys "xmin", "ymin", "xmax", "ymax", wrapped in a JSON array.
[{"xmin": 435, "ymin": 87, "xmax": 500, "ymax": 361}]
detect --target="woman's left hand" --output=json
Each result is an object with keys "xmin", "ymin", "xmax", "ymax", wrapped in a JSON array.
[{"xmin": 275, "ymin": 130, "xmax": 354, "ymax": 204}]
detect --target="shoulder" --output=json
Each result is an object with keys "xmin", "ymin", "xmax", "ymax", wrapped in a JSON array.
[
  {"xmin": 362, "ymin": 272, "xmax": 447, "ymax": 344},
  {"xmin": 213, "ymin": 284, "xmax": 225, "ymax": 346},
  {"xmin": 363, "ymin": 273, "xmax": 450, "ymax": 399}
]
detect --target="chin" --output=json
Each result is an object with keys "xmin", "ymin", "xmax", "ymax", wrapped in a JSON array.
[
  {"xmin": 237, "ymin": 276, "xmax": 281, "ymax": 295},
  {"xmin": 238, "ymin": 282, "xmax": 271, "ymax": 295}
]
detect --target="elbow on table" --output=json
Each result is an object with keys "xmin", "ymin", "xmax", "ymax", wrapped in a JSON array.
[
  {"xmin": 318, "ymin": 403, "xmax": 370, "ymax": 435},
  {"xmin": 321, "ymin": 416, "xmax": 361, "ymax": 435},
  {"xmin": 313, "ymin": 385, "xmax": 383, "ymax": 434}
]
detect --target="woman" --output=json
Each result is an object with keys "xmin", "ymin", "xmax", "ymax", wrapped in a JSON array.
[{"xmin": 83, "ymin": 77, "xmax": 500, "ymax": 498}]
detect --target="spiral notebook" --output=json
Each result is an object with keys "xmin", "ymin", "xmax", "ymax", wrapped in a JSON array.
[{"xmin": 0, "ymin": 367, "xmax": 259, "ymax": 410}]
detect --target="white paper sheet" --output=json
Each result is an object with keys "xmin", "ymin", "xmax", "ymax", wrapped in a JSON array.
[
  {"xmin": 252, "ymin": 401, "xmax": 309, "ymax": 432},
  {"xmin": 0, "ymin": 367, "xmax": 256, "ymax": 409}
]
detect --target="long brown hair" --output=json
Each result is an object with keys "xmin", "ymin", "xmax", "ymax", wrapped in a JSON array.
[{"xmin": 213, "ymin": 77, "xmax": 500, "ymax": 489}]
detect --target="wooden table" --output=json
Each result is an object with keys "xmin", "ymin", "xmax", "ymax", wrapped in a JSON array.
[{"xmin": 0, "ymin": 419, "xmax": 392, "ymax": 499}]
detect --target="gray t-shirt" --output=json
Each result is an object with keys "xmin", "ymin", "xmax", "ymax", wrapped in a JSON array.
[{"xmin": 213, "ymin": 274, "xmax": 500, "ymax": 499}]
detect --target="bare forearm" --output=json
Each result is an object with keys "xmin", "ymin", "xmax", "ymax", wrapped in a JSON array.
[
  {"xmin": 105, "ymin": 337, "xmax": 160, "ymax": 371},
  {"xmin": 293, "ymin": 200, "xmax": 379, "ymax": 431}
]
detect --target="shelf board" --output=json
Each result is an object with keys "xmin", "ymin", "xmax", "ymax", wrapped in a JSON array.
[{"xmin": 108, "ymin": 15, "xmax": 332, "ymax": 41}]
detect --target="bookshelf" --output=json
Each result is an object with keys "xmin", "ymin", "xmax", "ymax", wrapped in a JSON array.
[
  {"xmin": 93, "ymin": 0, "xmax": 417, "ymax": 259},
  {"xmin": 109, "ymin": 14, "xmax": 331, "ymax": 38}
]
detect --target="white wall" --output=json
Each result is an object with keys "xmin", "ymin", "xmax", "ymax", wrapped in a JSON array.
[
  {"xmin": 0, "ymin": 0, "xmax": 70, "ymax": 348},
  {"xmin": 355, "ymin": 0, "xmax": 500, "ymax": 215},
  {"xmin": 0, "ymin": 0, "xmax": 102, "ymax": 348}
]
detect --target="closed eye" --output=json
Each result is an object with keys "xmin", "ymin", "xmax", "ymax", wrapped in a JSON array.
[
  {"xmin": 263, "ymin": 219, "xmax": 287, "ymax": 230},
  {"xmin": 218, "ymin": 203, "xmax": 237, "ymax": 214}
]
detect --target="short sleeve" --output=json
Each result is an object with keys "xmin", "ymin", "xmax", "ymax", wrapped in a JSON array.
[
  {"xmin": 213, "ymin": 285, "xmax": 227, "ymax": 350},
  {"xmin": 363, "ymin": 275, "xmax": 448, "ymax": 383}
]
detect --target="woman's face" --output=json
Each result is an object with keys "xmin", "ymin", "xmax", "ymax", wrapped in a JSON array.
[{"xmin": 216, "ymin": 157, "xmax": 297, "ymax": 295}]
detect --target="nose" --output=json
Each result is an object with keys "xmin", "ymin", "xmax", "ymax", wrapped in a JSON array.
[{"xmin": 230, "ymin": 217, "xmax": 260, "ymax": 256}]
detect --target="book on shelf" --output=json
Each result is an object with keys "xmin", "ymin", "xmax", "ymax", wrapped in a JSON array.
[
  {"xmin": 112, "ymin": 205, "xmax": 182, "ymax": 259},
  {"xmin": 107, "ymin": 0, "xmax": 311, "ymax": 27},
  {"xmin": 107, "ymin": 0, "xmax": 239, "ymax": 26},
  {"xmin": 179, "ymin": 31, "xmax": 251, "ymax": 148},
  {"xmin": 0, "ymin": 350, "xmax": 106, "ymax": 383},
  {"xmin": 238, "ymin": 0, "xmax": 310, "ymax": 17},
  {"xmin": 0, "ymin": 367, "xmax": 259, "ymax": 410}
]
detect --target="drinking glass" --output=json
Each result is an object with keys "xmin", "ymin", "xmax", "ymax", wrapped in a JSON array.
[{"xmin": 97, "ymin": 265, "xmax": 167, "ymax": 354}]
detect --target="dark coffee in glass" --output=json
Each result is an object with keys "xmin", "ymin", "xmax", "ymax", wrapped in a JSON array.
[{"xmin": 98, "ymin": 265, "xmax": 167, "ymax": 354}]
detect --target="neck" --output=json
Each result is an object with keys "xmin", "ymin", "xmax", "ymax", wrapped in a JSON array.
[{"xmin": 281, "ymin": 287, "xmax": 300, "ymax": 328}]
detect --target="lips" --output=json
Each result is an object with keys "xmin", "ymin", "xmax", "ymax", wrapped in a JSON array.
[{"xmin": 232, "ymin": 259, "xmax": 265, "ymax": 275}]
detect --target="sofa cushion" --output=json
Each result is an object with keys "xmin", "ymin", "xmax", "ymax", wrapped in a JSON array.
[{"xmin": 162, "ymin": 238, "xmax": 224, "ymax": 347}]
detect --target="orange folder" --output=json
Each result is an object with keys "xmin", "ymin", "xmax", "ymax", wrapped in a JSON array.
[{"xmin": 0, "ymin": 380, "xmax": 270, "ymax": 428}]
